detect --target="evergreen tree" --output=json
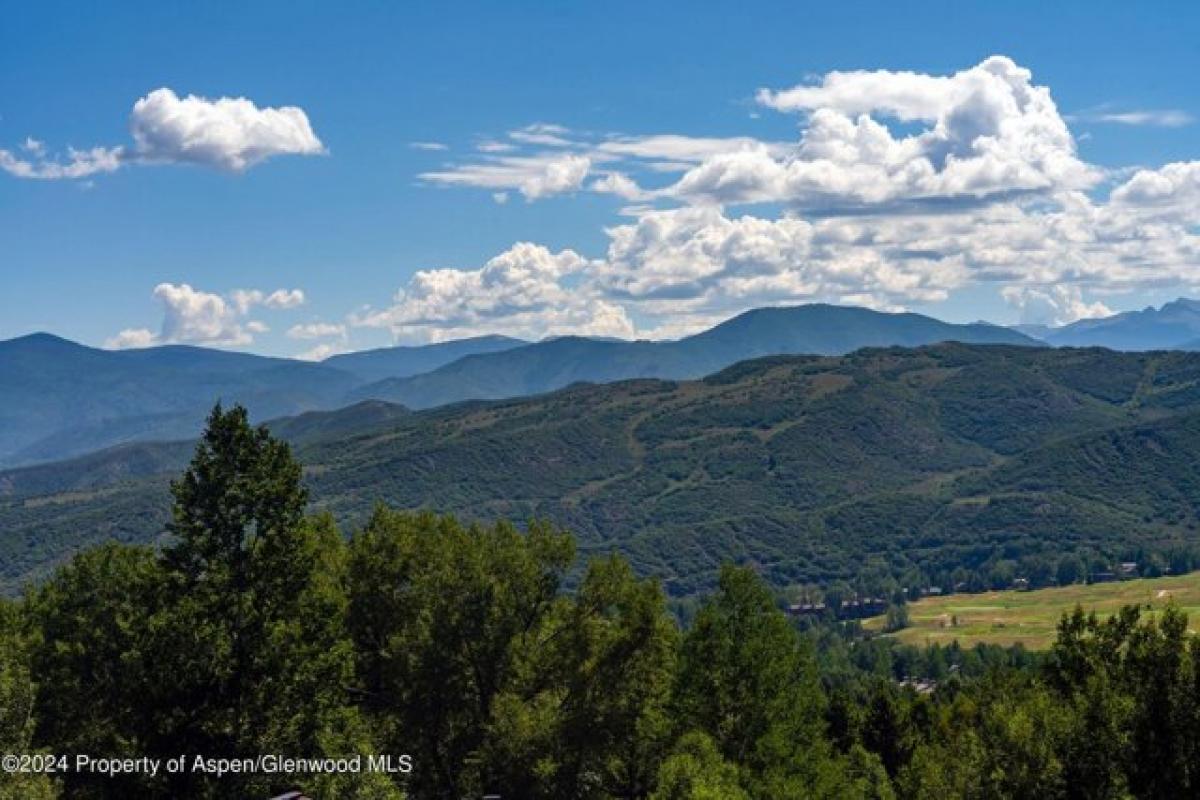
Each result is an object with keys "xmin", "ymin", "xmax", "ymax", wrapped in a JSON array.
[{"xmin": 151, "ymin": 404, "xmax": 358, "ymax": 798}]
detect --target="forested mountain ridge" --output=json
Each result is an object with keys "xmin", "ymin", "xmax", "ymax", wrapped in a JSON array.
[
  {"xmin": 6, "ymin": 343, "xmax": 1200, "ymax": 595},
  {"xmin": 349, "ymin": 304, "xmax": 1039, "ymax": 408},
  {"xmin": 0, "ymin": 304, "xmax": 1034, "ymax": 468}
]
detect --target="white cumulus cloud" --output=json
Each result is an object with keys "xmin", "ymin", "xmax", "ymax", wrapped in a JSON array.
[
  {"xmin": 1110, "ymin": 161, "xmax": 1200, "ymax": 221},
  {"xmin": 352, "ymin": 242, "xmax": 634, "ymax": 342},
  {"xmin": 390, "ymin": 56, "xmax": 1200, "ymax": 337},
  {"xmin": 668, "ymin": 56, "xmax": 1098, "ymax": 207},
  {"xmin": 354, "ymin": 172, "xmax": 1200, "ymax": 341},
  {"xmin": 596, "ymin": 206, "xmax": 965, "ymax": 323},
  {"xmin": 262, "ymin": 288, "xmax": 306, "ymax": 309},
  {"xmin": 420, "ymin": 57, "xmax": 1100, "ymax": 214},
  {"xmin": 1002, "ymin": 285, "xmax": 1113, "ymax": 326},
  {"xmin": 129, "ymin": 88, "xmax": 325, "ymax": 171},
  {"xmin": 65, "ymin": 55, "xmax": 1200, "ymax": 346},
  {"xmin": 107, "ymin": 283, "xmax": 307, "ymax": 349},
  {"xmin": 590, "ymin": 171, "xmax": 651, "ymax": 201},
  {"xmin": 3, "ymin": 88, "xmax": 324, "ymax": 181},
  {"xmin": 105, "ymin": 327, "xmax": 158, "ymax": 350}
]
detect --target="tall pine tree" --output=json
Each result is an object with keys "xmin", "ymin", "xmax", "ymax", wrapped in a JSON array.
[{"xmin": 153, "ymin": 404, "xmax": 358, "ymax": 798}]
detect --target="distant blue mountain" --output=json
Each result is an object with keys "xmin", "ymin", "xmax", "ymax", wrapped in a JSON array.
[
  {"xmin": 350, "ymin": 304, "xmax": 1039, "ymax": 409},
  {"xmin": 324, "ymin": 335, "xmax": 525, "ymax": 383},
  {"xmin": 0, "ymin": 333, "xmax": 535, "ymax": 467},
  {"xmin": 0, "ymin": 333, "xmax": 360, "ymax": 467},
  {"xmin": 1027, "ymin": 298, "xmax": 1200, "ymax": 351}
]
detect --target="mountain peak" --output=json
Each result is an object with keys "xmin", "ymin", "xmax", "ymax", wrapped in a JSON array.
[
  {"xmin": 1163, "ymin": 297, "xmax": 1200, "ymax": 312},
  {"xmin": 1042, "ymin": 297, "xmax": 1200, "ymax": 350},
  {"xmin": 0, "ymin": 332, "xmax": 92, "ymax": 354},
  {"xmin": 5, "ymin": 331, "xmax": 77, "ymax": 346}
]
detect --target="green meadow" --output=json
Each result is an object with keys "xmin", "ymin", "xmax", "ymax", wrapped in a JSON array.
[{"xmin": 865, "ymin": 573, "xmax": 1200, "ymax": 650}]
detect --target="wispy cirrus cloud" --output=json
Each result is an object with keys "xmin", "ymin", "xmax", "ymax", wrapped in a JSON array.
[
  {"xmin": 1070, "ymin": 106, "xmax": 1193, "ymax": 128},
  {"xmin": 420, "ymin": 126, "xmax": 794, "ymax": 204},
  {"xmin": 507, "ymin": 123, "xmax": 574, "ymax": 147},
  {"xmin": 287, "ymin": 321, "xmax": 347, "ymax": 339},
  {"xmin": 421, "ymin": 152, "xmax": 593, "ymax": 201}
]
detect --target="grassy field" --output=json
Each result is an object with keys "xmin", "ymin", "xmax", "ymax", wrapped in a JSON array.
[{"xmin": 864, "ymin": 573, "xmax": 1200, "ymax": 650}]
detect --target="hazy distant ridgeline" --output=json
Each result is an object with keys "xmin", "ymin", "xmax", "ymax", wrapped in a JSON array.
[
  {"xmin": 348, "ymin": 304, "xmax": 1037, "ymax": 408},
  {"xmin": 323, "ymin": 334, "xmax": 525, "ymax": 384},
  {"xmin": 1020, "ymin": 297, "xmax": 1200, "ymax": 350},
  {"xmin": 0, "ymin": 332, "xmax": 517, "ymax": 468},
  {"xmin": 7, "ymin": 343, "xmax": 1200, "ymax": 595},
  {"xmin": 0, "ymin": 304, "xmax": 1035, "ymax": 468}
]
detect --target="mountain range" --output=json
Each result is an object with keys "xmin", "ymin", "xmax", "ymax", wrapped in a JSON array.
[
  {"xmin": 6, "ymin": 343, "xmax": 1200, "ymax": 596},
  {"xmin": 7, "ymin": 297, "xmax": 1200, "ymax": 594},
  {"xmin": 0, "ymin": 334, "xmax": 356, "ymax": 467},
  {"xmin": 1017, "ymin": 298, "xmax": 1200, "ymax": 350},
  {"xmin": 0, "ymin": 304, "xmax": 1035, "ymax": 467},
  {"xmin": 348, "ymin": 305, "xmax": 1037, "ymax": 408}
]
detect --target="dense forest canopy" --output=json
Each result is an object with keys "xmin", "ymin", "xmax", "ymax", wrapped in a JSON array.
[
  {"xmin": 4, "ymin": 405, "xmax": 1200, "ymax": 799},
  {"xmin": 9, "ymin": 344, "xmax": 1200, "ymax": 598}
]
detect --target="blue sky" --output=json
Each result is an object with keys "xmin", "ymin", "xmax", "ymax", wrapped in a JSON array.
[{"xmin": 2, "ymin": 1, "xmax": 1199, "ymax": 357}]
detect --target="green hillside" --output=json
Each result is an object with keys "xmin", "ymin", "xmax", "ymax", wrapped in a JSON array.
[{"xmin": 6, "ymin": 343, "xmax": 1200, "ymax": 595}]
